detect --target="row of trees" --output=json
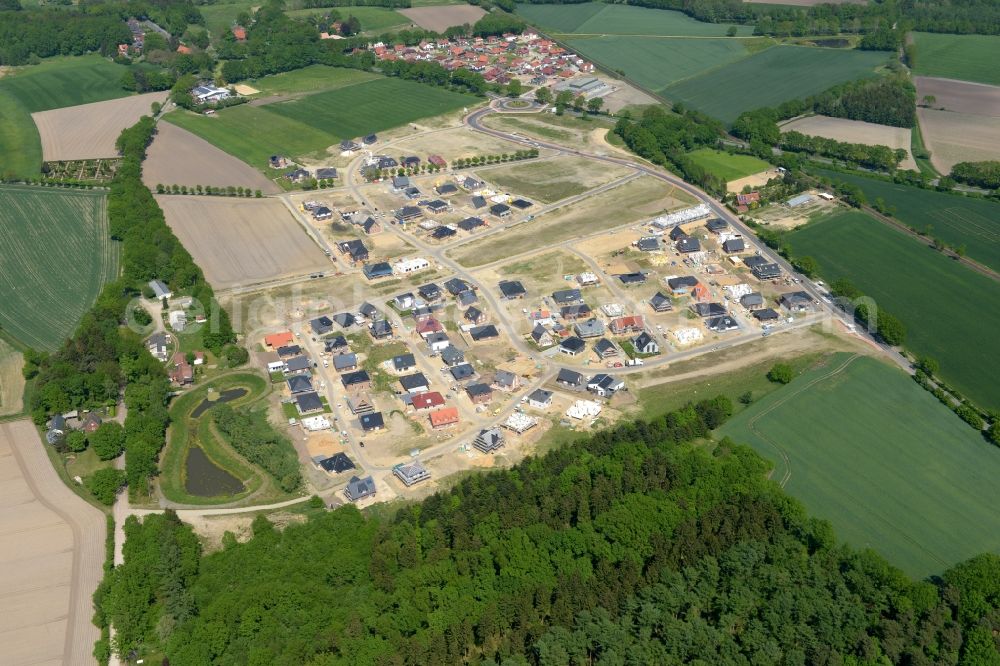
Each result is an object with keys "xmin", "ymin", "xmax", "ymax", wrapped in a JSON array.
[
  {"xmin": 451, "ymin": 148, "xmax": 539, "ymax": 168},
  {"xmin": 155, "ymin": 183, "xmax": 263, "ymax": 197},
  {"xmin": 100, "ymin": 394, "xmax": 1000, "ymax": 663},
  {"xmin": 951, "ymin": 161, "xmax": 1000, "ymax": 190},
  {"xmin": 779, "ymin": 130, "xmax": 908, "ymax": 172}
]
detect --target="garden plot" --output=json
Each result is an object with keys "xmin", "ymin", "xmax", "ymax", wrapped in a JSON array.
[
  {"xmin": 32, "ymin": 91, "xmax": 167, "ymax": 161},
  {"xmin": 157, "ymin": 195, "xmax": 329, "ymax": 289}
]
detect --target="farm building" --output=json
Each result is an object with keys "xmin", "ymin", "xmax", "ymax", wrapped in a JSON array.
[
  {"xmin": 193, "ymin": 84, "xmax": 230, "ymax": 103},
  {"xmin": 149, "ymin": 279, "xmax": 172, "ymax": 300}
]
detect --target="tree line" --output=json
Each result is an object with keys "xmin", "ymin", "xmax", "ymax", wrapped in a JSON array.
[
  {"xmin": 780, "ymin": 130, "xmax": 907, "ymax": 172},
  {"xmin": 26, "ymin": 116, "xmax": 237, "ymax": 500},
  {"xmin": 98, "ymin": 396, "xmax": 1000, "ymax": 664},
  {"xmin": 951, "ymin": 161, "xmax": 1000, "ymax": 190}
]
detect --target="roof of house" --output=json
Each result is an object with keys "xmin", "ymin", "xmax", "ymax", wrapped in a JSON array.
[
  {"xmin": 490, "ymin": 203, "xmax": 511, "ymax": 215},
  {"xmin": 333, "ymin": 353, "xmax": 358, "ymax": 370},
  {"xmin": 342, "ymin": 370, "xmax": 371, "ymax": 387},
  {"xmin": 741, "ymin": 292, "xmax": 765, "ymax": 306},
  {"xmin": 287, "ymin": 375, "xmax": 314, "ymax": 393},
  {"xmin": 464, "ymin": 306, "xmax": 484, "ymax": 322},
  {"xmin": 412, "ymin": 391, "xmax": 445, "ymax": 410},
  {"xmin": 296, "ymin": 392, "xmax": 323, "ymax": 412},
  {"xmin": 753, "ymin": 308, "xmax": 781, "ymax": 320},
  {"xmin": 265, "ymin": 331, "xmax": 294, "ymax": 347},
  {"xmin": 557, "ymin": 368, "xmax": 584, "ymax": 385},
  {"xmin": 284, "ymin": 356, "xmax": 311, "ymax": 372},
  {"xmin": 617, "ymin": 272, "xmax": 647, "ymax": 285},
  {"xmin": 594, "ymin": 338, "xmax": 618, "ymax": 356},
  {"xmin": 276, "ymin": 344, "xmax": 301, "ymax": 358},
  {"xmin": 469, "ymin": 325, "xmax": 498, "ymax": 341},
  {"xmin": 360, "ymin": 411, "xmax": 385, "ymax": 431},
  {"xmin": 650, "ymin": 292, "xmax": 672, "ymax": 310},
  {"xmin": 465, "ymin": 382, "xmax": 492, "ymax": 399},
  {"xmin": 392, "ymin": 353, "xmax": 416, "ymax": 371},
  {"xmin": 707, "ymin": 315, "xmax": 739, "ymax": 331},
  {"xmin": 371, "ymin": 319, "xmax": 393, "ymax": 336},
  {"xmin": 560, "ymin": 336, "xmax": 586, "ymax": 353},
  {"xmin": 667, "ymin": 275, "xmax": 699, "ymax": 290},
  {"xmin": 677, "ymin": 237, "xmax": 701, "ymax": 253},
  {"xmin": 400, "ymin": 372, "xmax": 429, "ymax": 391},
  {"xmin": 441, "ymin": 346, "xmax": 465, "ymax": 365},
  {"xmin": 346, "ymin": 475, "xmax": 376, "ymax": 500},
  {"xmin": 493, "ymin": 369, "xmax": 517, "ymax": 386},
  {"xmin": 706, "ymin": 218, "xmax": 728, "ymax": 232},
  {"xmin": 333, "ymin": 312, "xmax": 356, "ymax": 328},
  {"xmin": 552, "ymin": 288, "xmax": 582, "ymax": 304},
  {"xmin": 632, "ymin": 331, "xmax": 656, "ymax": 350},
  {"xmin": 574, "ymin": 318, "xmax": 605, "ymax": 337},
  {"xmin": 498, "ymin": 280, "xmax": 526, "ymax": 299},
  {"xmin": 418, "ymin": 283, "xmax": 441, "ymax": 300},
  {"xmin": 457, "ymin": 290, "xmax": 478, "ymax": 307},
  {"xmin": 637, "ymin": 236, "xmax": 660, "ymax": 251},
  {"xmin": 723, "ymin": 238, "xmax": 746, "ymax": 253},
  {"xmin": 429, "ymin": 406, "xmax": 460, "ymax": 428},
  {"xmin": 310, "ymin": 315, "xmax": 333, "ymax": 333},
  {"xmin": 324, "ymin": 336, "xmax": 348, "ymax": 352},
  {"xmin": 450, "ymin": 363, "xmax": 475, "ymax": 380},
  {"xmin": 444, "ymin": 277, "xmax": 471, "ymax": 295},
  {"xmin": 458, "ymin": 216, "xmax": 485, "ymax": 231},
  {"xmin": 318, "ymin": 452, "xmax": 356, "ymax": 473},
  {"xmin": 528, "ymin": 388, "xmax": 552, "ymax": 404},
  {"xmin": 691, "ymin": 302, "xmax": 727, "ymax": 317}
]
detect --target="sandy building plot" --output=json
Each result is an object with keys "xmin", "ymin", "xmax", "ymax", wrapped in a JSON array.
[
  {"xmin": 387, "ymin": 127, "xmax": 531, "ymax": 163},
  {"xmin": 32, "ymin": 91, "xmax": 167, "ymax": 161},
  {"xmin": 399, "ymin": 5, "xmax": 486, "ymax": 32},
  {"xmin": 0, "ymin": 420, "xmax": 105, "ymax": 666},
  {"xmin": 780, "ymin": 115, "xmax": 917, "ymax": 170},
  {"xmin": 157, "ymin": 195, "xmax": 330, "ymax": 289},
  {"xmin": 913, "ymin": 77, "xmax": 1000, "ymax": 173},
  {"xmin": 143, "ymin": 121, "xmax": 281, "ymax": 195}
]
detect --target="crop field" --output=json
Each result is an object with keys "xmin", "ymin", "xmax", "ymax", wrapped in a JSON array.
[
  {"xmin": 144, "ymin": 122, "xmax": 281, "ymax": 194},
  {"xmin": 451, "ymin": 176, "xmax": 694, "ymax": 267},
  {"xmin": 564, "ymin": 37, "xmax": 750, "ymax": 92},
  {"xmin": 812, "ymin": 168, "xmax": 1000, "ymax": 272},
  {"xmin": 780, "ymin": 115, "xmax": 917, "ymax": 170},
  {"xmin": 0, "ymin": 187, "xmax": 117, "ymax": 352},
  {"xmin": 399, "ymin": 5, "xmax": 485, "ymax": 31},
  {"xmin": 917, "ymin": 109, "xmax": 1000, "ymax": 175},
  {"xmin": 32, "ymin": 91, "xmax": 167, "ymax": 162},
  {"xmin": 479, "ymin": 156, "xmax": 633, "ymax": 203},
  {"xmin": 517, "ymin": 3, "xmax": 752, "ymax": 36},
  {"xmin": 157, "ymin": 195, "xmax": 329, "ymax": 289},
  {"xmin": 786, "ymin": 209, "xmax": 1000, "ymax": 408},
  {"xmin": 247, "ymin": 65, "xmax": 380, "ymax": 96},
  {"xmin": 911, "ymin": 32, "xmax": 1000, "ymax": 86},
  {"xmin": 718, "ymin": 354, "xmax": 1000, "ymax": 578},
  {"xmin": 662, "ymin": 46, "xmax": 888, "ymax": 123},
  {"xmin": 686, "ymin": 148, "xmax": 771, "ymax": 182},
  {"xmin": 0, "ymin": 339, "xmax": 24, "ymax": 416},
  {"xmin": 166, "ymin": 78, "xmax": 477, "ymax": 173}
]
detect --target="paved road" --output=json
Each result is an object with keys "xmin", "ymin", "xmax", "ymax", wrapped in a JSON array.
[{"xmin": 1, "ymin": 420, "xmax": 105, "ymax": 666}]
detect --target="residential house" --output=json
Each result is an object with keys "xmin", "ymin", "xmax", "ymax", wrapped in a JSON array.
[
  {"xmin": 457, "ymin": 290, "xmax": 478, "ymax": 307},
  {"xmin": 464, "ymin": 306, "xmax": 487, "ymax": 325},
  {"xmin": 426, "ymin": 332, "xmax": 451, "ymax": 352},
  {"xmin": 444, "ymin": 277, "xmax": 472, "ymax": 296},
  {"xmin": 669, "ymin": 225, "xmax": 689, "ymax": 242},
  {"xmin": 393, "ymin": 460, "xmax": 431, "ymax": 486},
  {"xmin": 416, "ymin": 318, "xmax": 445, "ymax": 338},
  {"xmin": 287, "ymin": 375, "xmax": 314, "ymax": 394},
  {"xmin": 359, "ymin": 302, "xmax": 379, "ymax": 320},
  {"xmin": 345, "ymin": 475, "xmax": 377, "ymax": 502},
  {"xmin": 426, "ymin": 199, "xmax": 449, "ymax": 214},
  {"xmin": 473, "ymin": 427, "xmax": 505, "ymax": 453},
  {"xmin": 370, "ymin": 319, "xmax": 394, "ymax": 340},
  {"xmin": 666, "ymin": 276, "xmax": 699, "ymax": 295},
  {"xmin": 636, "ymin": 236, "xmax": 660, "ymax": 252},
  {"xmin": 492, "ymin": 369, "xmax": 519, "ymax": 392},
  {"xmin": 779, "ymin": 291, "xmax": 814, "ymax": 312},
  {"xmin": 296, "ymin": 392, "xmax": 324, "ymax": 414},
  {"xmin": 691, "ymin": 302, "xmax": 727, "ymax": 318},
  {"xmin": 469, "ymin": 325, "xmax": 499, "ymax": 341},
  {"xmin": 310, "ymin": 316, "xmax": 334, "ymax": 335},
  {"xmin": 276, "ymin": 344, "xmax": 302, "ymax": 358},
  {"xmin": 631, "ymin": 331, "xmax": 659, "ymax": 355},
  {"xmin": 338, "ymin": 239, "xmax": 369, "ymax": 264},
  {"xmin": 264, "ymin": 331, "xmax": 293, "ymax": 348},
  {"xmin": 45, "ymin": 414, "xmax": 66, "ymax": 446},
  {"xmin": 147, "ymin": 332, "xmax": 169, "ymax": 362},
  {"xmin": 432, "ymin": 225, "xmax": 458, "ymax": 240},
  {"xmin": 360, "ymin": 412, "xmax": 385, "ymax": 432},
  {"xmin": 498, "ymin": 280, "xmax": 526, "ymax": 300},
  {"xmin": 169, "ymin": 352, "xmax": 193, "ymax": 385},
  {"xmin": 312, "ymin": 206, "xmax": 333, "ymax": 221},
  {"xmin": 396, "ymin": 206, "xmax": 423, "ymax": 223},
  {"xmin": 740, "ymin": 292, "xmax": 765, "ymax": 309},
  {"xmin": 556, "ymin": 368, "xmax": 586, "ymax": 390},
  {"xmin": 341, "ymin": 370, "xmax": 372, "ymax": 393},
  {"xmin": 318, "ymin": 453, "xmax": 356, "ymax": 474},
  {"xmin": 527, "ymin": 389, "xmax": 553, "ymax": 409},
  {"xmin": 511, "ymin": 198, "xmax": 532, "ymax": 210},
  {"xmin": 677, "ymin": 237, "xmax": 701, "ymax": 253},
  {"xmin": 333, "ymin": 312, "xmax": 357, "ymax": 328},
  {"xmin": 450, "ymin": 363, "xmax": 476, "ymax": 381},
  {"xmin": 418, "ymin": 283, "xmax": 442, "ymax": 302},
  {"xmin": 400, "ymin": 373, "xmax": 430, "ymax": 394},
  {"xmin": 489, "ymin": 203, "xmax": 512, "ymax": 218},
  {"xmin": 333, "ymin": 353, "xmax": 358, "ymax": 372},
  {"xmin": 324, "ymin": 336, "xmax": 348, "ymax": 353},
  {"xmin": 588, "ymin": 373, "xmax": 625, "ymax": 398},
  {"xmin": 593, "ymin": 338, "xmax": 619, "ymax": 359},
  {"xmin": 723, "ymin": 238, "xmax": 746, "ymax": 254},
  {"xmin": 441, "ymin": 346, "xmax": 465, "ymax": 367},
  {"xmin": 429, "ymin": 406, "xmax": 460, "ymax": 429},
  {"xmin": 744, "ymin": 255, "xmax": 782, "ymax": 280},
  {"xmin": 391, "ymin": 175, "xmax": 411, "ymax": 191},
  {"xmin": 560, "ymin": 304, "xmax": 592, "ymax": 321},
  {"xmin": 362, "ymin": 217, "xmax": 382, "ymax": 235},
  {"xmin": 649, "ymin": 292, "xmax": 673, "ymax": 312},
  {"xmin": 559, "ymin": 336, "xmax": 586, "ymax": 356},
  {"xmin": 706, "ymin": 315, "xmax": 739, "ymax": 332},
  {"xmin": 706, "ymin": 218, "xmax": 728, "ymax": 233},
  {"xmin": 530, "ymin": 323, "xmax": 553, "ymax": 347},
  {"xmin": 610, "ymin": 315, "xmax": 645, "ymax": 335},
  {"xmin": 392, "ymin": 353, "xmax": 416, "ymax": 372},
  {"xmin": 149, "ymin": 279, "xmax": 172, "ymax": 300},
  {"xmin": 574, "ymin": 318, "xmax": 605, "ymax": 339},
  {"xmin": 284, "ymin": 356, "xmax": 311, "ymax": 375},
  {"xmin": 394, "ymin": 293, "xmax": 415, "ymax": 311},
  {"xmin": 458, "ymin": 216, "xmax": 485, "ymax": 232},
  {"xmin": 411, "ymin": 391, "xmax": 444, "ymax": 411},
  {"xmin": 435, "ymin": 182, "xmax": 457, "ymax": 195},
  {"xmin": 465, "ymin": 383, "xmax": 493, "ymax": 404},
  {"xmin": 552, "ymin": 288, "xmax": 582, "ymax": 305},
  {"xmin": 471, "ymin": 195, "xmax": 487, "ymax": 209}
]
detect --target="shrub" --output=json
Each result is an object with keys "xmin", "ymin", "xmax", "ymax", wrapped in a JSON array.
[
  {"xmin": 767, "ymin": 363, "xmax": 794, "ymax": 384},
  {"xmin": 86, "ymin": 468, "xmax": 127, "ymax": 505}
]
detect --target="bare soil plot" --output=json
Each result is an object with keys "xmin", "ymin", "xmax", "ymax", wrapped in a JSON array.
[
  {"xmin": 387, "ymin": 126, "xmax": 531, "ymax": 162},
  {"xmin": 32, "ymin": 91, "xmax": 167, "ymax": 161},
  {"xmin": 781, "ymin": 114, "xmax": 917, "ymax": 170},
  {"xmin": 143, "ymin": 121, "xmax": 281, "ymax": 194},
  {"xmin": 478, "ymin": 156, "xmax": 633, "ymax": 203},
  {"xmin": 0, "ymin": 420, "xmax": 105, "ymax": 666},
  {"xmin": 399, "ymin": 5, "xmax": 486, "ymax": 31},
  {"xmin": 728, "ymin": 170, "xmax": 782, "ymax": 193},
  {"xmin": 913, "ymin": 77, "xmax": 1000, "ymax": 173},
  {"xmin": 0, "ymin": 339, "xmax": 24, "ymax": 416},
  {"xmin": 157, "ymin": 195, "xmax": 329, "ymax": 289}
]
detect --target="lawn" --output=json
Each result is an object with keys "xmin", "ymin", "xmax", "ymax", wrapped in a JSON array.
[
  {"xmin": 786, "ymin": 209, "xmax": 1000, "ymax": 408},
  {"xmin": 0, "ymin": 186, "xmax": 118, "ymax": 351},
  {"xmin": 0, "ymin": 55, "xmax": 131, "ymax": 178},
  {"xmin": 687, "ymin": 148, "xmax": 771, "ymax": 182},
  {"xmin": 167, "ymin": 77, "xmax": 478, "ymax": 171},
  {"xmin": 285, "ymin": 6, "xmax": 410, "ymax": 32},
  {"xmin": 661, "ymin": 45, "xmax": 889, "ymax": 124},
  {"xmin": 812, "ymin": 168, "xmax": 1000, "ymax": 273},
  {"xmin": 248, "ymin": 65, "xmax": 381, "ymax": 95},
  {"xmin": 517, "ymin": 3, "xmax": 753, "ymax": 36},
  {"xmin": 911, "ymin": 32, "xmax": 1000, "ymax": 86},
  {"xmin": 718, "ymin": 353, "xmax": 1000, "ymax": 578},
  {"xmin": 199, "ymin": 0, "xmax": 256, "ymax": 39},
  {"xmin": 565, "ymin": 36, "xmax": 749, "ymax": 92}
]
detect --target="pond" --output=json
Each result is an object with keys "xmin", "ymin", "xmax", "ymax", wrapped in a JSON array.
[
  {"xmin": 190, "ymin": 387, "xmax": 249, "ymax": 418},
  {"xmin": 185, "ymin": 445, "xmax": 245, "ymax": 497}
]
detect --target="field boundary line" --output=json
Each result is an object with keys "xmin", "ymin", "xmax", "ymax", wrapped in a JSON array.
[{"xmin": 746, "ymin": 353, "xmax": 860, "ymax": 487}]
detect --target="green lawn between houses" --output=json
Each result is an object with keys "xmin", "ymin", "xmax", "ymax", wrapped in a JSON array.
[
  {"xmin": 687, "ymin": 148, "xmax": 771, "ymax": 182},
  {"xmin": 718, "ymin": 353, "xmax": 1000, "ymax": 579},
  {"xmin": 785, "ymin": 209, "xmax": 1000, "ymax": 409},
  {"xmin": 0, "ymin": 186, "xmax": 119, "ymax": 351},
  {"xmin": 812, "ymin": 167, "xmax": 1000, "ymax": 273},
  {"xmin": 911, "ymin": 32, "xmax": 1000, "ymax": 86},
  {"xmin": 165, "ymin": 77, "xmax": 478, "ymax": 173}
]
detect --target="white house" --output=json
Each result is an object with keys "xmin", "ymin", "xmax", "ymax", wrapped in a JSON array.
[
  {"xmin": 168, "ymin": 310, "xmax": 187, "ymax": 332},
  {"xmin": 192, "ymin": 84, "xmax": 231, "ymax": 103},
  {"xmin": 723, "ymin": 283, "xmax": 753, "ymax": 299},
  {"xmin": 302, "ymin": 415, "xmax": 332, "ymax": 431},
  {"xmin": 672, "ymin": 327, "xmax": 703, "ymax": 345},
  {"xmin": 566, "ymin": 399, "xmax": 602, "ymax": 420},
  {"xmin": 393, "ymin": 257, "xmax": 430, "ymax": 274},
  {"xmin": 148, "ymin": 279, "xmax": 172, "ymax": 300}
]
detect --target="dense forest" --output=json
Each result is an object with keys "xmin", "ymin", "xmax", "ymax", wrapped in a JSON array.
[
  {"xmin": 27, "ymin": 118, "xmax": 238, "ymax": 498},
  {"xmin": 951, "ymin": 161, "xmax": 1000, "ymax": 190},
  {"xmin": 98, "ymin": 397, "xmax": 1000, "ymax": 664}
]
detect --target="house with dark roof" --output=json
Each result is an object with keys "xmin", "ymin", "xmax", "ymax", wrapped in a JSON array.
[
  {"xmin": 530, "ymin": 323, "xmax": 553, "ymax": 347},
  {"xmin": 284, "ymin": 356, "xmax": 311, "ymax": 375},
  {"xmin": 469, "ymin": 325, "xmax": 499, "ymax": 341},
  {"xmin": 744, "ymin": 255, "xmax": 781, "ymax": 280},
  {"xmin": 617, "ymin": 272, "xmax": 647, "ymax": 286},
  {"xmin": 666, "ymin": 276, "xmax": 699, "ymax": 294},
  {"xmin": 556, "ymin": 368, "xmax": 586, "ymax": 390},
  {"xmin": 318, "ymin": 452, "xmax": 356, "ymax": 474},
  {"xmin": 457, "ymin": 216, "xmax": 485, "ymax": 232},
  {"xmin": 296, "ymin": 392, "xmax": 324, "ymax": 414},
  {"xmin": 650, "ymin": 292, "xmax": 673, "ymax": 312},
  {"xmin": 636, "ymin": 236, "xmax": 660, "ymax": 252},
  {"xmin": 418, "ymin": 283, "xmax": 442, "ymax": 302},
  {"xmin": 511, "ymin": 198, "xmax": 532, "ymax": 210},
  {"xmin": 723, "ymin": 238, "xmax": 746, "ymax": 254},
  {"xmin": 426, "ymin": 199, "xmax": 449, "ymax": 214},
  {"xmin": 370, "ymin": 319, "xmax": 393, "ymax": 339},
  {"xmin": 341, "ymin": 370, "xmax": 371, "ymax": 392},
  {"xmin": 276, "ymin": 344, "xmax": 301, "ymax": 358},
  {"xmin": 338, "ymin": 239, "xmax": 369, "ymax": 264},
  {"xmin": 560, "ymin": 304, "xmax": 592, "ymax": 321},
  {"xmin": 559, "ymin": 336, "xmax": 586, "ymax": 356},
  {"xmin": 740, "ymin": 292, "xmax": 765, "ymax": 309},
  {"xmin": 498, "ymin": 280, "xmax": 526, "ymax": 300},
  {"xmin": 677, "ymin": 237, "xmax": 701, "ymax": 253},
  {"xmin": 457, "ymin": 290, "xmax": 478, "ymax": 307},
  {"xmin": 465, "ymin": 382, "xmax": 493, "ymax": 404},
  {"xmin": 753, "ymin": 308, "xmax": 781, "ymax": 321},
  {"xmin": 310, "ymin": 316, "xmax": 334, "ymax": 335},
  {"xmin": 492, "ymin": 369, "xmax": 519, "ymax": 392},
  {"xmin": 527, "ymin": 389, "xmax": 553, "ymax": 409},
  {"xmin": 396, "ymin": 206, "xmax": 423, "ymax": 222},
  {"xmin": 691, "ymin": 302, "xmax": 727, "ymax": 318},
  {"xmin": 287, "ymin": 375, "xmax": 314, "ymax": 394},
  {"xmin": 473, "ymin": 428, "xmax": 505, "ymax": 453},
  {"xmin": 316, "ymin": 167, "xmax": 338, "ymax": 180},
  {"xmin": 359, "ymin": 302, "xmax": 379, "ymax": 320},
  {"xmin": 394, "ymin": 460, "xmax": 431, "ymax": 486},
  {"xmin": 441, "ymin": 346, "xmax": 465, "ymax": 366},
  {"xmin": 345, "ymin": 475, "xmax": 376, "ymax": 501},
  {"xmin": 444, "ymin": 277, "xmax": 471, "ymax": 295},
  {"xmin": 779, "ymin": 291, "xmax": 814, "ymax": 312},
  {"xmin": 471, "ymin": 195, "xmax": 487, "ymax": 209},
  {"xmin": 706, "ymin": 218, "xmax": 728, "ymax": 233},
  {"xmin": 324, "ymin": 335, "xmax": 348, "ymax": 353},
  {"xmin": 435, "ymin": 183, "xmax": 458, "ymax": 195},
  {"xmin": 450, "ymin": 363, "xmax": 476, "ymax": 381},
  {"xmin": 333, "ymin": 353, "xmax": 358, "ymax": 372},
  {"xmin": 362, "ymin": 217, "xmax": 382, "ymax": 235},
  {"xmin": 463, "ymin": 176, "xmax": 483, "ymax": 190},
  {"xmin": 552, "ymin": 288, "xmax": 582, "ymax": 305},
  {"xmin": 706, "ymin": 315, "xmax": 739, "ymax": 332},
  {"xmin": 391, "ymin": 175, "xmax": 411, "ymax": 190},
  {"xmin": 669, "ymin": 225, "xmax": 688, "ymax": 241},
  {"xmin": 574, "ymin": 318, "xmax": 605, "ymax": 339},
  {"xmin": 312, "ymin": 206, "xmax": 333, "ymax": 221},
  {"xmin": 464, "ymin": 306, "xmax": 487, "ymax": 325},
  {"xmin": 431, "ymin": 225, "xmax": 457, "ymax": 240},
  {"xmin": 588, "ymin": 374, "xmax": 625, "ymax": 398},
  {"xmin": 631, "ymin": 331, "xmax": 659, "ymax": 355},
  {"xmin": 392, "ymin": 353, "xmax": 416, "ymax": 372},
  {"xmin": 46, "ymin": 414, "xmax": 66, "ymax": 446},
  {"xmin": 363, "ymin": 134, "xmax": 378, "ymax": 145},
  {"xmin": 360, "ymin": 411, "xmax": 385, "ymax": 432},
  {"xmin": 400, "ymin": 372, "xmax": 429, "ymax": 394},
  {"xmin": 593, "ymin": 338, "xmax": 619, "ymax": 359},
  {"xmin": 363, "ymin": 262, "xmax": 393, "ymax": 280},
  {"xmin": 490, "ymin": 203, "xmax": 512, "ymax": 217}
]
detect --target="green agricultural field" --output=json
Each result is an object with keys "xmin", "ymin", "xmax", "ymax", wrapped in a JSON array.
[
  {"xmin": 168, "ymin": 77, "xmax": 477, "ymax": 171},
  {"xmin": 285, "ymin": 6, "xmax": 410, "ymax": 32},
  {"xmin": 565, "ymin": 36, "xmax": 749, "ymax": 92},
  {"xmin": 687, "ymin": 148, "xmax": 770, "ymax": 182},
  {"xmin": 813, "ymin": 168, "xmax": 1000, "ymax": 273},
  {"xmin": 662, "ymin": 45, "xmax": 889, "ymax": 123},
  {"xmin": 786, "ymin": 210, "xmax": 1000, "ymax": 408},
  {"xmin": 0, "ymin": 89, "xmax": 41, "ymax": 180},
  {"xmin": 248, "ymin": 65, "xmax": 380, "ymax": 96},
  {"xmin": 911, "ymin": 32, "xmax": 1000, "ymax": 86},
  {"xmin": 0, "ymin": 187, "xmax": 118, "ymax": 351},
  {"xmin": 200, "ymin": 0, "xmax": 256, "ymax": 39},
  {"xmin": 517, "ymin": 3, "xmax": 752, "ymax": 36},
  {"xmin": 718, "ymin": 353, "xmax": 1000, "ymax": 578}
]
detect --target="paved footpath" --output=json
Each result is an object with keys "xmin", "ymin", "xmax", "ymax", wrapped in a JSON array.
[{"xmin": 0, "ymin": 419, "xmax": 106, "ymax": 666}]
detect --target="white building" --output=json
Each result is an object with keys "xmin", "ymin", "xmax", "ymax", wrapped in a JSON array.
[
  {"xmin": 724, "ymin": 283, "xmax": 753, "ymax": 299},
  {"xmin": 192, "ymin": 85, "xmax": 231, "ymax": 103},
  {"xmin": 566, "ymin": 399, "xmax": 602, "ymax": 420},
  {"xmin": 302, "ymin": 415, "xmax": 332, "ymax": 431},
  {"xmin": 393, "ymin": 257, "xmax": 430, "ymax": 274},
  {"xmin": 168, "ymin": 310, "xmax": 187, "ymax": 332},
  {"xmin": 651, "ymin": 203, "xmax": 711, "ymax": 229},
  {"xmin": 577, "ymin": 272, "xmax": 600, "ymax": 286},
  {"xmin": 672, "ymin": 327, "xmax": 703, "ymax": 345},
  {"xmin": 601, "ymin": 303, "xmax": 624, "ymax": 317},
  {"xmin": 503, "ymin": 412, "xmax": 537, "ymax": 434}
]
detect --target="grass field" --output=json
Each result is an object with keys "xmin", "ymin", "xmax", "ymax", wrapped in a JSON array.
[
  {"xmin": 480, "ymin": 156, "xmax": 632, "ymax": 203},
  {"xmin": 248, "ymin": 65, "xmax": 380, "ymax": 96},
  {"xmin": 285, "ymin": 6, "xmax": 410, "ymax": 31},
  {"xmin": 687, "ymin": 148, "xmax": 771, "ymax": 181},
  {"xmin": 0, "ymin": 187, "xmax": 118, "ymax": 352},
  {"xmin": 718, "ymin": 353, "xmax": 1000, "ymax": 578},
  {"xmin": 167, "ymin": 77, "xmax": 477, "ymax": 170},
  {"xmin": 0, "ymin": 338, "xmax": 25, "ymax": 417},
  {"xmin": 0, "ymin": 55, "xmax": 131, "ymax": 178},
  {"xmin": 662, "ymin": 46, "xmax": 888, "ymax": 123},
  {"xmin": 812, "ymin": 168, "xmax": 1000, "ymax": 273},
  {"xmin": 786, "ymin": 209, "xmax": 1000, "ymax": 408},
  {"xmin": 517, "ymin": 3, "xmax": 753, "ymax": 36},
  {"xmin": 911, "ymin": 32, "xmax": 1000, "ymax": 86},
  {"xmin": 565, "ymin": 36, "xmax": 750, "ymax": 92}
]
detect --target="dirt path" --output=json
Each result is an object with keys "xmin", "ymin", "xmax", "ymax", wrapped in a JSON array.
[{"xmin": 0, "ymin": 420, "xmax": 106, "ymax": 666}]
